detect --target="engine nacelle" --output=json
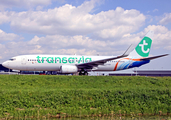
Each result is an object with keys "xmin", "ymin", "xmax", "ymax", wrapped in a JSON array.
[{"xmin": 60, "ymin": 65, "xmax": 78, "ymax": 74}]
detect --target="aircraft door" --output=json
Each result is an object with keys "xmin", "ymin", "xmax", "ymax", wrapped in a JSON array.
[{"xmin": 21, "ymin": 57, "xmax": 27, "ymax": 65}]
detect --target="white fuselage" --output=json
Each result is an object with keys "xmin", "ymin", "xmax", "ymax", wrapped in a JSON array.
[{"xmin": 2, "ymin": 54, "xmax": 149, "ymax": 72}]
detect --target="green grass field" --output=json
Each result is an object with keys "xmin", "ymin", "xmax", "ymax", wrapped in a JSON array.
[{"xmin": 0, "ymin": 75, "xmax": 170, "ymax": 119}]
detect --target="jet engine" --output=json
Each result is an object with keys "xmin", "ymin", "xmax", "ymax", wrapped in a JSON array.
[{"xmin": 60, "ymin": 65, "xmax": 78, "ymax": 73}]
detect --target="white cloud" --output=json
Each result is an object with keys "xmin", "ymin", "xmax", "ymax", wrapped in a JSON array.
[
  {"xmin": 153, "ymin": 9, "xmax": 158, "ymax": 12},
  {"xmin": 29, "ymin": 45, "xmax": 43, "ymax": 54},
  {"xmin": 2, "ymin": 1, "xmax": 145, "ymax": 40},
  {"xmin": 164, "ymin": 45, "xmax": 171, "ymax": 50},
  {"xmin": 27, "ymin": 35, "xmax": 110, "ymax": 53},
  {"xmin": 0, "ymin": 29, "xmax": 20, "ymax": 41},
  {"xmin": 144, "ymin": 25, "xmax": 171, "ymax": 45},
  {"xmin": 159, "ymin": 13, "xmax": 171, "ymax": 25},
  {"xmin": 0, "ymin": 0, "xmax": 51, "ymax": 10},
  {"xmin": 0, "ymin": 12, "xmax": 10, "ymax": 25},
  {"xmin": 28, "ymin": 36, "xmax": 40, "ymax": 45},
  {"xmin": 0, "ymin": 32, "xmax": 121, "ymax": 63}
]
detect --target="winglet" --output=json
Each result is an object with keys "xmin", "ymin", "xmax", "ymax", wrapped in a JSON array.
[{"xmin": 122, "ymin": 44, "xmax": 133, "ymax": 57}]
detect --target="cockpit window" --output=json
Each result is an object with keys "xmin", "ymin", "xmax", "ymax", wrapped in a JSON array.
[{"xmin": 9, "ymin": 58, "xmax": 16, "ymax": 61}]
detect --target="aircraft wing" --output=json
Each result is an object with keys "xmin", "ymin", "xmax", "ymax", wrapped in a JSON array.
[
  {"xmin": 140, "ymin": 54, "xmax": 169, "ymax": 61},
  {"xmin": 76, "ymin": 45, "xmax": 133, "ymax": 69}
]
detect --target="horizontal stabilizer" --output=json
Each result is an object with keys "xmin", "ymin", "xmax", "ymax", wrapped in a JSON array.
[{"xmin": 140, "ymin": 54, "xmax": 169, "ymax": 61}]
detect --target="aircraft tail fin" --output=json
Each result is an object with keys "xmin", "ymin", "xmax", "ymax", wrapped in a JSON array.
[{"xmin": 129, "ymin": 30, "xmax": 154, "ymax": 58}]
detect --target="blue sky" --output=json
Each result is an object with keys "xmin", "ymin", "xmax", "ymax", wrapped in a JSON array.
[{"xmin": 0, "ymin": 0, "xmax": 170, "ymax": 70}]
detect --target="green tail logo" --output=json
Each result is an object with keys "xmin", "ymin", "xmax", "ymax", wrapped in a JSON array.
[{"xmin": 135, "ymin": 37, "xmax": 152, "ymax": 57}]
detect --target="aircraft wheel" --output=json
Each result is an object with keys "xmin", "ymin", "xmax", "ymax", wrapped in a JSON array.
[
  {"xmin": 85, "ymin": 71, "xmax": 88, "ymax": 75},
  {"xmin": 79, "ymin": 70, "xmax": 88, "ymax": 75},
  {"xmin": 46, "ymin": 71, "xmax": 51, "ymax": 75}
]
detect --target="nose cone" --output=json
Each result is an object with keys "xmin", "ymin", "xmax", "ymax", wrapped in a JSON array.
[{"xmin": 2, "ymin": 61, "xmax": 9, "ymax": 68}]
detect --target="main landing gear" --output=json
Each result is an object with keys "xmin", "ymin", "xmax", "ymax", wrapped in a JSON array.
[{"xmin": 79, "ymin": 69, "xmax": 88, "ymax": 75}]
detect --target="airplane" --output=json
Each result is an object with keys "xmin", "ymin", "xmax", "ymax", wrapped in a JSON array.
[{"xmin": 2, "ymin": 31, "xmax": 169, "ymax": 75}]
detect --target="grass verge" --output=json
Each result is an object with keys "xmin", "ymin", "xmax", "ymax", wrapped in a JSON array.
[{"xmin": 0, "ymin": 75, "xmax": 170, "ymax": 119}]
